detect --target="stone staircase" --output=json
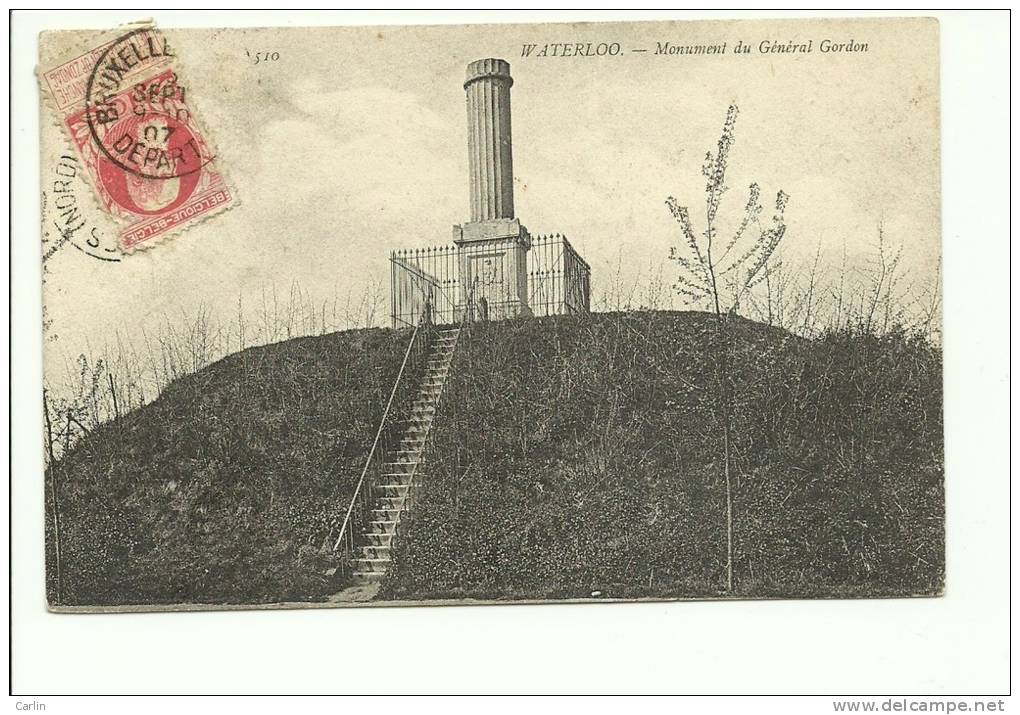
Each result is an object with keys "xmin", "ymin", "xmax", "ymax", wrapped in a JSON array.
[{"xmin": 348, "ymin": 325, "xmax": 461, "ymax": 583}]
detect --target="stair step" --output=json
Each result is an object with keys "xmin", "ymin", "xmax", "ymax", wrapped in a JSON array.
[
  {"xmin": 366, "ymin": 523, "xmax": 397, "ymax": 536},
  {"xmin": 356, "ymin": 545, "xmax": 392, "ymax": 559},
  {"xmin": 351, "ymin": 558, "xmax": 391, "ymax": 573},
  {"xmin": 362, "ymin": 532, "xmax": 393, "ymax": 545},
  {"xmin": 376, "ymin": 484, "xmax": 418, "ymax": 494},
  {"xmin": 350, "ymin": 571, "xmax": 385, "ymax": 583},
  {"xmin": 382, "ymin": 471, "xmax": 424, "ymax": 479},
  {"xmin": 381, "ymin": 468, "xmax": 415, "ymax": 475},
  {"xmin": 371, "ymin": 508, "xmax": 402, "ymax": 518}
]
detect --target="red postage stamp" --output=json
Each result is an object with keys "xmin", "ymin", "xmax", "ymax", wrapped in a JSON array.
[{"xmin": 41, "ymin": 24, "xmax": 234, "ymax": 252}]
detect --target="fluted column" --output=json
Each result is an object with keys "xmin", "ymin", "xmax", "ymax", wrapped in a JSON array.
[{"xmin": 465, "ymin": 58, "xmax": 515, "ymax": 223}]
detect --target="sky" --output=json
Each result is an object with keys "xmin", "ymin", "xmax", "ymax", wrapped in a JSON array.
[{"xmin": 41, "ymin": 17, "xmax": 940, "ymax": 380}]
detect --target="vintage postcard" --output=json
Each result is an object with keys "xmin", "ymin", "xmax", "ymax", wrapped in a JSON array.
[{"xmin": 40, "ymin": 16, "xmax": 942, "ymax": 612}]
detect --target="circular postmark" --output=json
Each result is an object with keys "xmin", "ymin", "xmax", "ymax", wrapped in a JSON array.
[
  {"xmin": 84, "ymin": 27, "xmax": 214, "ymax": 182},
  {"xmin": 95, "ymin": 112, "xmax": 204, "ymax": 216}
]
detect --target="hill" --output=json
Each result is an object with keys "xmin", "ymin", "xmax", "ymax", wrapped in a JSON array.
[
  {"xmin": 45, "ymin": 311, "xmax": 944, "ymax": 606},
  {"xmin": 45, "ymin": 327, "xmax": 408, "ymax": 605}
]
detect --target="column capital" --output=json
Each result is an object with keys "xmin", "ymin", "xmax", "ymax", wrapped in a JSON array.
[{"xmin": 465, "ymin": 58, "xmax": 513, "ymax": 90}]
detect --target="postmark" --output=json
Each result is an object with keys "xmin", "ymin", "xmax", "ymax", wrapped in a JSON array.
[
  {"xmin": 40, "ymin": 24, "xmax": 234, "ymax": 252},
  {"xmin": 42, "ymin": 154, "xmax": 121, "ymax": 264}
]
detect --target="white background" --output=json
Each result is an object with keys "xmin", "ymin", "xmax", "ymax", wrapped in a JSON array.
[{"xmin": 6, "ymin": 8, "xmax": 1013, "ymax": 703}]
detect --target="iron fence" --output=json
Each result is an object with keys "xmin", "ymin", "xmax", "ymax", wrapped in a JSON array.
[
  {"xmin": 528, "ymin": 234, "xmax": 591, "ymax": 317},
  {"xmin": 390, "ymin": 233, "xmax": 590, "ymax": 327}
]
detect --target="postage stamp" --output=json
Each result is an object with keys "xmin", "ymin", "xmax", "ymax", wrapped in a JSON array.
[{"xmin": 40, "ymin": 24, "xmax": 234, "ymax": 252}]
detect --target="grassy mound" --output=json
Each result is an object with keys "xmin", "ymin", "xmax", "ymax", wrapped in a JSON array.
[
  {"xmin": 46, "ymin": 328, "xmax": 407, "ymax": 606},
  {"xmin": 381, "ymin": 312, "xmax": 943, "ymax": 600},
  {"xmin": 46, "ymin": 311, "xmax": 943, "ymax": 606}
]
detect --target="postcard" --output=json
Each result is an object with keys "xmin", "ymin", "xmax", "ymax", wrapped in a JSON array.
[{"xmin": 39, "ymin": 16, "xmax": 942, "ymax": 611}]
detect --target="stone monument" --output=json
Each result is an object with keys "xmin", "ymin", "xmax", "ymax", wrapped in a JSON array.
[{"xmin": 452, "ymin": 58, "xmax": 532, "ymax": 320}]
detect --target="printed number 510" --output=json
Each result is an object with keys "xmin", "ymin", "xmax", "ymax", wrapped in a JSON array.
[{"xmin": 245, "ymin": 50, "xmax": 281, "ymax": 65}]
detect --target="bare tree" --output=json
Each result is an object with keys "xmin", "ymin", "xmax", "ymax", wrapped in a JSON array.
[
  {"xmin": 43, "ymin": 390, "xmax": 63, "ymax": 603},
  {"xmin": 666, "ymin": 103, "xmax": 790, "ymax": 592}
]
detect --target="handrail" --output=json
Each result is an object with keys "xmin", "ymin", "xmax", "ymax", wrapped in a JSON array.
[{"xmin": 333, "ymin": 297, "xmax": 433, "ymax": 554}]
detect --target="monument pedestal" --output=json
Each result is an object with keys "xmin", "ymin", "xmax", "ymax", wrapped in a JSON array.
[{"xmin": 453, "ymin": 218, "xmax": 532, "ymax": 320}]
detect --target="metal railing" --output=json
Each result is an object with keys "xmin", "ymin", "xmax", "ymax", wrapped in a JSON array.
[
  {"xmin": 331, "ymin": 292, "xmax": 435, "ymax": 573},
  {"xmin": 390, "ymin": 250, "xmax": 457, "ymax": 329},
  {"xmin": 528, "ymin": 234, "xmax": 591, "ymax": 317},
  {"xmin": 390, "ymin": 234, "xmax": 590, "ymax": 327}
]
